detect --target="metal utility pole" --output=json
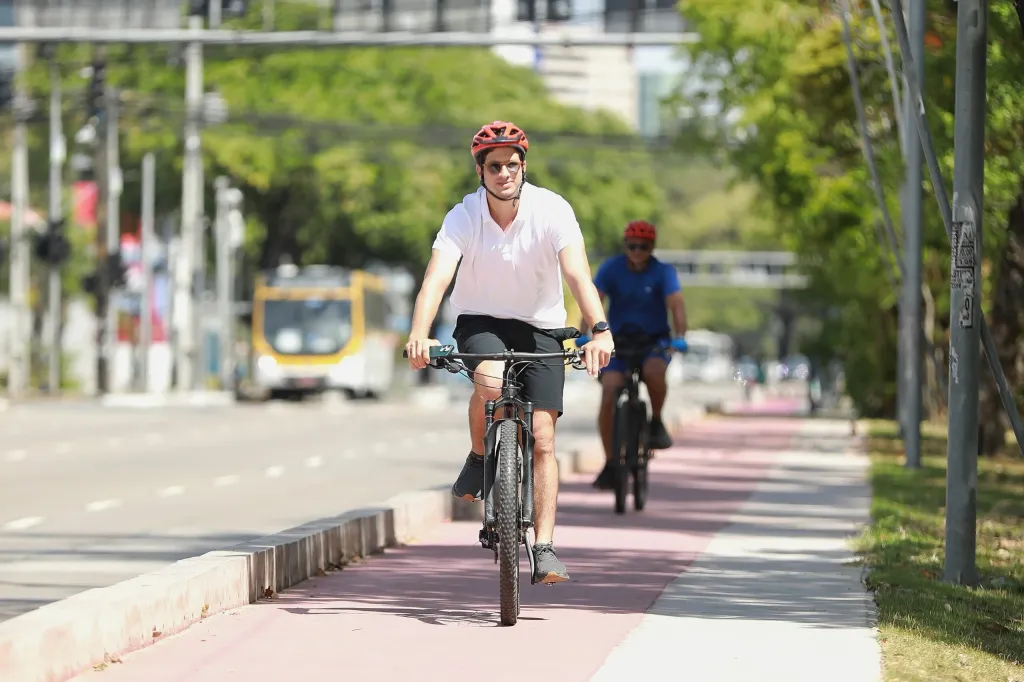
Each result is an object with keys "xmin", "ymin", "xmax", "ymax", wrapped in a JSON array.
[
  {"xmin": 104, "ymin": 87, "xmax": 122, "ymax": 393},
  {"xmin": 214, "ymin": 176, "xmax": 236, "ymax": 391},
  {"xmin": 47, "ymin": 57, "xmax": 66, "ymax": 395},
  {"xmin": 175, "ymin": 13, "xmax": 204, "ymax": 392},
  {"xmin": 900, "ymin": 0, "xmax": 925, "ymax": 468},
  {"xmin": 138, "ymin": 153, "xmax": 156, "ymax": 392},
  {"xmin": 7, "ymin": 45, "xmax": 30, "ymax": 400},
  {"xmin": 945, "ymin": 0, "xmax": 987, "ymax": 586}
]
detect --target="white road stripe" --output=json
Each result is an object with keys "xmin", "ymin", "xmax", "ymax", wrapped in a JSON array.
[
  {"xmin": 3, "ymin": 516, "xmax": 43, "ymax": 531},
  {"xmin": 55, "ymin": 442, "xmax": 72, "ymax": 454},
  {"xmin": 4, "ymin": 449, "xmax": 27, "ymax": 462},
  {"xmin": 85, "ymin": 499, "xmax": 123, "ymax": 512},
  {"xmin": 158, "ymin": 485, "xmax": 185, "ymax": 498},
  {"xmin": 264, "ymin": 465, "xmax": 285, "ymax": 479},
  {"xmin": 305, "ymin": 456, "xmax": 324, "ymax": 469},
  {"xmin": 214, "ymin": 474, "xmax": 240, "ymax": 487}
]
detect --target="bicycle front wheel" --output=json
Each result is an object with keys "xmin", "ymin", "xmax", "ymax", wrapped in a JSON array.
[{"xmin": 496, "ymin": 419, "xmax": 522, "ymax": 626}]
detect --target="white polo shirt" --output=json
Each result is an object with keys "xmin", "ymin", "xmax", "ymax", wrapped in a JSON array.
[{"xmin": 432, "ymin": 182, "xmax": 585, "ymax": 330}]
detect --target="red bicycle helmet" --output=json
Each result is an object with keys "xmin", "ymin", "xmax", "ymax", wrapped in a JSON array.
[
  {"xmin": 624, "ymin": 220, "xmax": 657, "ymax": 242},
  {"xmin": 471, "ymin": 120, "xmax": 529, "ymax": 160}
]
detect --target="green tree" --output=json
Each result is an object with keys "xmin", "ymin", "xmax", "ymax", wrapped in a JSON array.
[{"xmin": 673, "ymin": 0, "xmax": 1024, "ymax": 431}]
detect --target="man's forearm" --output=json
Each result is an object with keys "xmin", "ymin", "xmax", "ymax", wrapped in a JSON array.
[
  {"xmin": 409, "ymin": 286, "xmax": 444, "ymax": 338},
  {"xmin": 671, "ymin": 301, "xmax": 688, "ymax": 336},
  {"xmin": 568, "ymin": 278, "xmax": 607, "ymax": 331}
]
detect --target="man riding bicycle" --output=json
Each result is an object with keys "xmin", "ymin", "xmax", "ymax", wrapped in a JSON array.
[
  {"xmin": 584, "ymin": 219, "xmax": 689, "ymax": 490},
  {"xmin": 404, "ymin": 121, "xmax": 614, "ymax": 585}
]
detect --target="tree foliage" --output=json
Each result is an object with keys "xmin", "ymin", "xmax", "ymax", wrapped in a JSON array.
[
  {"xmin": 674, "ymin": 0, "xmax": 1024, "ymax": 424},
  {"xmin": 4, "ymin": 0, "xmax": 664, "ymax": 283}
]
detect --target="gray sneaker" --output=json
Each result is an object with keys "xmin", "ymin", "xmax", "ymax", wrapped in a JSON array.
[
  {"xmin": 532, "ymin": 542, "xmax": 570, "ymax": 584},
  {"xmin": 451, "ymin": 452, "xmax": 485, "ymax": 502}
]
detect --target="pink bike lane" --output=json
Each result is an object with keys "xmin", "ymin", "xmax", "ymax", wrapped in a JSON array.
[{"xmin": 73, "ymin": 417, "xmax": 803, "ymax": 682}]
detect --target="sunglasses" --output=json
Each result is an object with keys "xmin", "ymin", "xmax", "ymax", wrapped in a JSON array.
[
  {"xmin": 485, "ymin": 161, "xmax": 522, "ymax": 175},
  {"xmin": 625, "ymin": 242, "xmax": 652, "ymax": 252}
]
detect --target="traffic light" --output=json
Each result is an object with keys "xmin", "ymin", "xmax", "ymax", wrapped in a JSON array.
[
  {"xmin": 87, "ymin": 59, "xmax": 105, "ymax": 120},
  {"xmin": 107, "ymin": 249, "xmax": 127, "ymax": 288},
  {"xmin": 188, "ymin": 0, "xmax": 250, "ymax": 18},
  {"xmin": 0, "ymin": 67, "xmax": 13, "ymax": 111},
  {"xmin": 33, "ymin": 219, "xmax": 72, "ymax": 266}
]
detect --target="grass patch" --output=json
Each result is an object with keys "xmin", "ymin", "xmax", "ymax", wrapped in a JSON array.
[{"xmin": 854, "ymin": 420, "xmax": 1024, "ymax": 681}]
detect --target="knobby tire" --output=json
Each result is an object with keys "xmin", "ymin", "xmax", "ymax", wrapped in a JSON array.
[
  {"xmin": 633, "ymin": 405, "xmax": 649, "ymax": 511},
  {"xmin": 496, "ymin": 419, "xmax": 521, "ymax": 626},
  {"xmin": 611, "ymin": 396, "xmax": 631, "ymax": 515}
]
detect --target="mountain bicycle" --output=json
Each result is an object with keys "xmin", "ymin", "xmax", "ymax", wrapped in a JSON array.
[
  {"xmin": 404, "ymin": 336, "xmax": 596, "ymax": 626},
  {"xmin": 577, "ymin": 325, "xmax": 688, "ymax": 514}
]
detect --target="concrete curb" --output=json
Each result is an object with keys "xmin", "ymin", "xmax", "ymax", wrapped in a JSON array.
[{"xmin": 0, "ymin": 403, "xmax": 706, "ymax": 682}]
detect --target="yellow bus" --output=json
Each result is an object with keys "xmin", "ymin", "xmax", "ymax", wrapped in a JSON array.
[{"xmin": 250, "ymin": 264, "xmax": 398, "ymax": 400}]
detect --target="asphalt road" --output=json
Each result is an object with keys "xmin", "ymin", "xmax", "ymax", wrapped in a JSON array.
[
  {"xmin": 0, "ymin": 382, "xmax": 619, "ymax": 624},
  {"xmin": 0, "ymin": 376, "xmax": 761, "ymax": 625}
]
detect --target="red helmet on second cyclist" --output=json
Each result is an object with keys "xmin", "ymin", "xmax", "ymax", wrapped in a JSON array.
[
  {"xmin": 471, "ymin": 120, "xmax": 529, "ymax": 162},
  {"xmin": 624, "ymin": 219, "xmax": 657, "ymax": 243}
]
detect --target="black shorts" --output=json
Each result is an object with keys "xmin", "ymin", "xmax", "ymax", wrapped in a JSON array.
[{"xmin": 452, "ymin": 314, "xmax": 568, "ymax": 416}]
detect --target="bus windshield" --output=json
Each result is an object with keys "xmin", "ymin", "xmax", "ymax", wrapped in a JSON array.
[{"xmin": 260, "ymin": 297, "xmax": 353, "ymax": 356}]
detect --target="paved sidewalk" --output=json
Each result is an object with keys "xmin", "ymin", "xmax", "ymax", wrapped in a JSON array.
[{"xmin": 71, "ymin": 417, "xmax": 880, "ymax": 682}]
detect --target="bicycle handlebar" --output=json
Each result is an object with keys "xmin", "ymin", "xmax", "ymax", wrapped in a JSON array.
[{"xmin": 402, "ymin": 344, "xmax": 615, "ymax": 362}]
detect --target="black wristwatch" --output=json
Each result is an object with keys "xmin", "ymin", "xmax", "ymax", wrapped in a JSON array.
[{"xmin": 592, "ymin": 321, "xmax": 611, "ymax": 336}]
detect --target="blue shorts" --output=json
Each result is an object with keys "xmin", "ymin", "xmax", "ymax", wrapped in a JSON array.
[{"xmin": 602, "ymin": 348, "xmax": 672, "ymax": 375}]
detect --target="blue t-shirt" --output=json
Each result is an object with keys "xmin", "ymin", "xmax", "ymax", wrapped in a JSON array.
[{"xmin": 593, "ymin": 254, "xmax": 681, "ymax": 337}]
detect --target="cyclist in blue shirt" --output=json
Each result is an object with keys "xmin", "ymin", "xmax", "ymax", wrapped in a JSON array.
[{"xmin": 584, "ymin": 220, "xmax": 689, "ymax": 490}]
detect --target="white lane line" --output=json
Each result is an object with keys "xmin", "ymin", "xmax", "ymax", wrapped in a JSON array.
[
  {"xmin": 304, "ymin": 456, "xmax": 324, "ymax": 469},
  {"xmin": 3, "ymin": 516, "xmax": 43, "ymax": 531},
  {"xmin": 105, "ymin": 436, "xmax": 123, "ymax": 447},
  {"xmin": 214, "ymin": 474, "xmax": 240, "ymax": 487},
  {"xmin": 4, "ymin": 449, "xmax": 27, "ymax": 463},
  {"xmin": 342, "ymin": 449, "xmax": 356, "ymax": 460},
  {"xmin": 85, "ymin": 499, "xmax": 123, "ymax": 512},
  {"xmin": 158, "ymin": 485, "xmax": 185, "ymax": 498},
  {"xmin": 372, "ymin": 442, "xmax": 387, "ymax": 454},
  {"xmin": 55, "ymin": 442, "xmax": 72, "ymax": 454},
  {"xmin": 264, "ymin": 465, "xmax": 285, "ymax": 479}
]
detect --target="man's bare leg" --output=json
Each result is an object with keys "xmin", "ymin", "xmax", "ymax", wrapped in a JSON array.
[
  {"xmin": 452, "ymin": 360, "xmax": 503, "ymax": 502},
  {"xmin": 530, "ymin": 408, "xmax": 569, "ymax": 584}
]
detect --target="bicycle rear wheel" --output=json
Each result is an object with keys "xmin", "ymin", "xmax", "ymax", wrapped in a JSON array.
[
  {"xmin": 633, "ymin": 409, "xmax": 650, "ymax": 511},
  {"xmin": 610, "ymin": 397, "xmax": 631, "ymax": 515},
  {"xmin": 496, "ymin": 419, "xmax": 522, "ymax": 626}
]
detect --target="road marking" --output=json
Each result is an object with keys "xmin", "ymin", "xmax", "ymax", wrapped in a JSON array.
[
  {"xmin": 264, "ymin": 465, "xmax": 285, "ymax": 479},
  {"xmin": 105, "ymin": 436, "xmax": 123, "ymax": 447},
  {"xmin": 400, "ymin": 437, "xmax": 414, "ymax": 448},
  {"xmin": 85, "ymin": 499, "xmax": 123, "ymax": 512},
  {"xmin": 342, "ymin": 449, "xmax": 356, "ymax": 460},
  {"xmin": 372, "ymin": 442, "xmax": 387, "ymax": 454},
  {"xmin": 4, "ymin": 449, "xmax": 27, "ymax": 462},
  {"xmin": 214, "ymin": 475, "xmax": 240, "ymax": 487},
  {"xmin": 305, "ymin": 456, "xmax": 324, "ymax": 469},
  {"xmin": 158, "ymin": 485, "xmax": 185, "ymax": 498},
  {"xmin": 3, "ymin": 516, "xmax": 43, "ymax": 531},
  {"xmin": 55, "ymin": 442, "xmax": 72, "ymax": 454}
]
